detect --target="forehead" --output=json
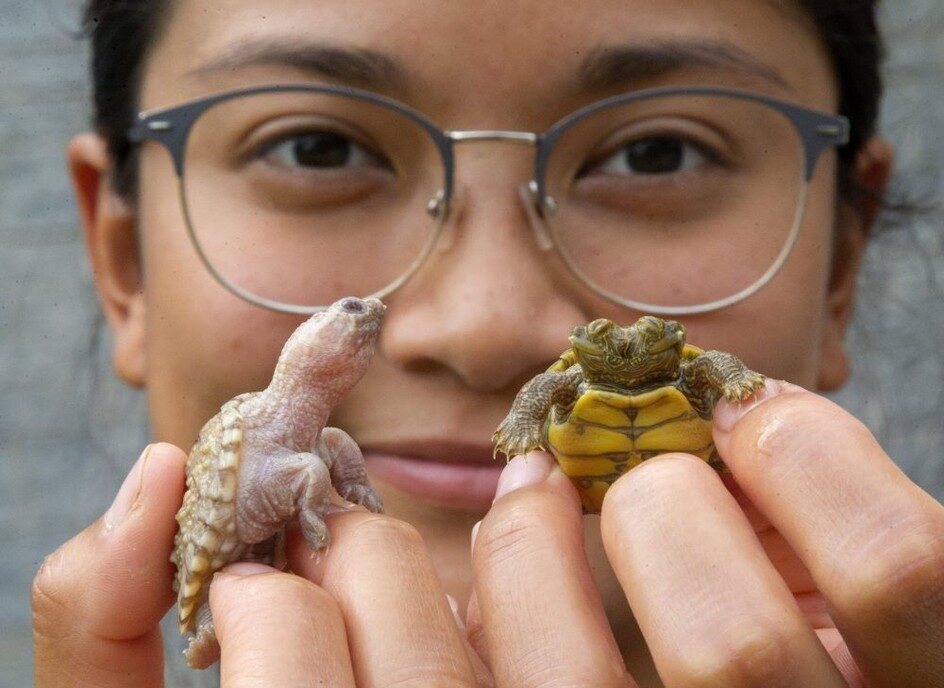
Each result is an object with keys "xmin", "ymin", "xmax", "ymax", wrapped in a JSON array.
[{"xmin": 143, "ymin": 0, "xmax": 835, "ymax": 123}]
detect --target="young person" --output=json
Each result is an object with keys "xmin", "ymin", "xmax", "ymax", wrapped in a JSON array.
[{"xmin": 33, "ymin": 1, "xmax": 944, "ymax": 686}]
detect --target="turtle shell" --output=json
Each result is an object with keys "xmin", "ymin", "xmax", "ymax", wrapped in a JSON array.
[
  {"xmin": 171, "ymin": 394, "xmax": 250, "ymax": 635},
  {"xmin": 546, "ymin": 383, "xmax": 715, "ymax": 512}
]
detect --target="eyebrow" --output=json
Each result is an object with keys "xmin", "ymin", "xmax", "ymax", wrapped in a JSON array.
[
  {"xmin": 578, "ymin": 40, "xmax": 790, "ymax": 92},
  {"xmin": 190, "ymin": 37, "xmax": 789, "ymax": 98},
  {"xmin": 188, "ymin": 39, "xmax": 408, "ymax": 91}
]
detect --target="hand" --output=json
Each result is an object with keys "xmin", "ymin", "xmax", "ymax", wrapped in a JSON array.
[
  {"xmin": 467, "ymin": 382, "xmax": 944, "ymax": 687},
  {"xmin": 32, "ymin": 443, "xmax": 188, "ymax": 687},
  {"xmin": 33, "ymin": 442, "xmax": 493, "ymax": 687},
  {"xmin": 209, "ymin": 511, "xmax": 493, "ymax": 686}
]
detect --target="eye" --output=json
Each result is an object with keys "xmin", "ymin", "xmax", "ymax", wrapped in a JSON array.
[
  {"xmin": 589, "ymin": 136, "xmax": 711, "ymax": 177},
  {"xmin": 261, "ymin": 131, "xmax": 391, "ymax": 171}
]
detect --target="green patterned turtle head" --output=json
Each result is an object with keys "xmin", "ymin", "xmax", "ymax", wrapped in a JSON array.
[{"xmin": 568, "ymin": 315, "xmax": 686, "ymax": 388}]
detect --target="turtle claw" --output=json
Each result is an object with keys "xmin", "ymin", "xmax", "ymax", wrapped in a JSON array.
[
  {"xmin": 492, "ymin": 418, "xmax": 544, "ymax": 460},
  {"xmin": 721, "ymin": 372, "xmax": 767, "ymax": 403},
  {"xmin": 340, "ymin": 484, "xmax": 384, "ymax": 513}
]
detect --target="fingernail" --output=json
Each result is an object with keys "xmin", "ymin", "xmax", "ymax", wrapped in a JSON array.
[
  {"xmin": 713, "ymin": 378, "xmax": 783, "ymax": 432},
  {"xmin": 325, "ymin": 502, "xmax": 361, "ymax": 515},
  {"xmin": 104, "ymin": 444, "xmax": 153, "ymax": 529},
  {"xmin": 470, "ymin": 520, "xmax": 481, "ymax": 556},
  {"xmin": 217, "ymin": 562, "xmax": 275, "ymax": 579},
  {"xmin": 493, "ymin": 451, "xmax": 555, "ymax": 502},
  {"xmin": 446, "ymin": 593, "xmax": 466, "ymax": 630}
]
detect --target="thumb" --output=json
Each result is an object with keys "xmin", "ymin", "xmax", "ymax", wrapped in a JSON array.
[{"xmin": 33, "ymin": 442, "xmax": 187, "ymax": 687}]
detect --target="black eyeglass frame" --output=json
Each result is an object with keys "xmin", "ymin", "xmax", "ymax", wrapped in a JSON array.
[{"xmin": 128, "ymin": 83, "xmax": 850, "ymax": 314}]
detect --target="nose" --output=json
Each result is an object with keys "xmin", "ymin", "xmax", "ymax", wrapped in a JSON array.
[
  {"xmin": 379, "ymin": 144, "xmax": 588, "ymax": 392},
  {"xmin": 340, "ymin": 297, "xmax": 365, "ymax": 313}
]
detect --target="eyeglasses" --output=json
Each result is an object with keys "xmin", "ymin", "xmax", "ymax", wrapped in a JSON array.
[{"xmin": 129, "ymin": 84, "xmax": 848, "ymax": 315}]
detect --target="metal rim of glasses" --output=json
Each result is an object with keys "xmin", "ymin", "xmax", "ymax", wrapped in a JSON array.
[{"xmin": 130, "ymin": 83, "xmax": 850, "ymax": 315}]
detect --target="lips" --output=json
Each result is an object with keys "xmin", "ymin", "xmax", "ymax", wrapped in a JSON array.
[{"xmin": 362, "ymin": 440, "xmax": 504, "ymax": 511}]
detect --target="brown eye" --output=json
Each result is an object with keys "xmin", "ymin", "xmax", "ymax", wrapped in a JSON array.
[
  {"xmin": 262, "ymin": 131, "xmax": 391, "ymax": 171},
  {"xmin": 585, "ymin": 136, "xmax": 714, "ymax": 178}
]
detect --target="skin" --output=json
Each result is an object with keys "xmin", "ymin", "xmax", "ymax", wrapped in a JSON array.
[{"xmin": 31, "ymin": 0, "xmax": 944, "ymax": 686}]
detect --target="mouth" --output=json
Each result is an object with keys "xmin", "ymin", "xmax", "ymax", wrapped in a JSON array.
[{"xmin": 361, "ymin": 439, "xmax": 503, "ymax": 512}]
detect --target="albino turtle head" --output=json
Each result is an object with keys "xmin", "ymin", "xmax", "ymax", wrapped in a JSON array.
[
  {"xmin": 274, "ymin": 296, "xmax": 386, "ymax": 401},
  {"xmin": 570, "ymin": 315, "xmax": 686, "ymax": 388}
]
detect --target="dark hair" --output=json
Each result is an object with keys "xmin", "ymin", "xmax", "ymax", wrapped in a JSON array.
[
  {"xmin": 82, "ymin": 1, "xmax": 173, "ymax": 198},
  {"xmin": 82, "ymin": 0, "xmax": 883, "ymax": 209}
]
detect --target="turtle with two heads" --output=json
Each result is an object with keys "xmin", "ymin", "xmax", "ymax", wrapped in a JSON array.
[{"xmin": 493, "ymin": 315, "xmax": 766, "ymax": 512}]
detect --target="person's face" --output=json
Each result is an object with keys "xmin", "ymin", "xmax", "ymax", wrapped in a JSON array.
[{"xmin": 78, "ymin": 0, "xmax": 879, "ymax": 665}]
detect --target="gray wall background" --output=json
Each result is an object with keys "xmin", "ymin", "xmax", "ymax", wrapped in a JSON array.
[{"xmin": 1, "ymin": 1, "xmax": 942, "ymax": 686}]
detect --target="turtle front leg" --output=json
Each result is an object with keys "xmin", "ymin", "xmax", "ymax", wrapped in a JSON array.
[
  {"xmin": 493, "ymin": 367, "xmax": 582, "ymax": 459},
  {"xmin": 294, "ymin": 456, "xmax": 335, "ymax": 550},
  {"xmin": 679, "ymin": 350, "xmax": 766, "ymax": 419},
  {"xmin": 316, "ymin": 427, "xmax": 384, "ymax": 514},
  {"xmin": 235, "ymin": 452, "xmax": 334, "ymax": 551}
]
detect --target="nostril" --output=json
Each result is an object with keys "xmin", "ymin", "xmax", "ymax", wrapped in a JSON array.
[{"xmin": 341, "ymin": 298, "xmax": 364, "ymax": 313}]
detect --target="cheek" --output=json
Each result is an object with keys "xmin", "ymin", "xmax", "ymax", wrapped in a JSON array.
[
  {"xmin": 681, "ymin": 164, "xmax": 839, "ymax": 386},
  {"xmin": 136, "ymin": 150, "xmax": 308, "ymax": 446}
]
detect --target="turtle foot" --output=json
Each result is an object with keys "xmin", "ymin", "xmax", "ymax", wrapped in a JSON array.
[
  {"xmin": 492, "ymin": 417, "xmax": 545, "ymax": 460},
  {"xmin": 299, "ymin": 508, "xmax": 332, "ymax": 551},
  {"xmin": 184, "ymin": 602, "xmax": 220, "ymax": 669},
  {"xmin": 721, "ymin": 371, "xmax": 767, "ymax": 403},
  {"xmin": 340, "ymin": 483, "xmax": 384, "ymax": 513}
]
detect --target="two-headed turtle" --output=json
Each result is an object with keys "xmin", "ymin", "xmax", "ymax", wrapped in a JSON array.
[{"xmin": 493, "ymin": 315, "xmax": 766, "ymax": 512}]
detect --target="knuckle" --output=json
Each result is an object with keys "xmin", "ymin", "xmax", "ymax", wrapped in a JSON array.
[
  {"xmin": 836, "ymin": 520, "xmax": 944, "ymax": 629},
  {"xmin": 474, "ymin": 501, "xmax": 552, "ymax": 569},
  {"xmin": 31, "ymin": 550, "xmax": 72, "ymax": 638},
  {"xmin": 218, "ymin": 570, "xmax": 339, "ymax": 625},
  {"xmin": 383, "ymin": 671, "xmax": 477, "ymax": 688},
  {"xmin": 668, "ymin": 621, "xmax": 796, "ymax": 688}
]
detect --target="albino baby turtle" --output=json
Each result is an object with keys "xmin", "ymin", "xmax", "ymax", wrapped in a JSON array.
[
  {"xmin": 493, "ymin": 315, "xmax": 766, "ymax": 512},
  {"xmin": 171, "ymin": 296, "xmax": 386, "ymax": 668}
]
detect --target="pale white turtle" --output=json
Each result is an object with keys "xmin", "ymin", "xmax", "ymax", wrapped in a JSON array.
[{"xmin": 171, "ymin": 296, "xmax": 386, "ymax": 668}]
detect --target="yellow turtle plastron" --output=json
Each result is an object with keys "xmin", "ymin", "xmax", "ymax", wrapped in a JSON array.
[{"xmin": 493, "ymin": 315, "xmax": 766, "ymax": 513}]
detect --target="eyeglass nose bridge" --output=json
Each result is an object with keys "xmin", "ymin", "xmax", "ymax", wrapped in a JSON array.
[
  {"xmin": 446, "ymin": 129, "xmax": 539, "ymax": 144},
  {"xmin": 430, "ymin": 129, "xmax": 557, "ymax": 251}
]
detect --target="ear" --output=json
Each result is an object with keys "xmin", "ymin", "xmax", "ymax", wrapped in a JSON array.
[
  {"xmin": 69, "ymin": 132, "xmax": 147, "ymax": 388},
  {"xmin": 816, "ymin": 137, "xmax": 894, "ymax": 391}
]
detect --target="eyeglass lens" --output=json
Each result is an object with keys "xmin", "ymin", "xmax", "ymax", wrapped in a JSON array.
[{"xmin": 180, "ymin": 90, "xmax": 807, "ymax": 310}]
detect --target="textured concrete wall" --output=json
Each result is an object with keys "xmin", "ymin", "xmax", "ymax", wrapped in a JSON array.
[{"xmin": 2, "ymin": 1, "xmax": 941, "ymax": 686}]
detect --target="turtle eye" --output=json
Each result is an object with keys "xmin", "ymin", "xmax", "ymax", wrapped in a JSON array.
[
  {"xmin": 588, "ymin": 319, "xmax": 613, "ymax": 337},
  {"xmin": 637, "ymin": 316, "xmax": 660, "ymax": 335}
]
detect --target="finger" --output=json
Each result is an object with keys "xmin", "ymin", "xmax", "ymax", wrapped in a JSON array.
[
  {"xmin": 288, "ymin": 511, "xmax": 479, "ymax": 687},
  {"xmin": 601, "ymin": 454, "xmax": 848, "ymax": 687},
  {"xmin": 210, "ymin": 563, "xmax": 356, "ymax": 687},
  {"xmin": 465, "ymin": 585, "xmax": 492, "ymax": 670},
  {"xmin": 472, "ymin": 452, "xmax": 631, "ymax": 688},
  {"xmin": 449, "ymin": 593, "xmax": 495, "ymax": 688},
  {"xmin": 816, "ymin": 629, "xmax": 869, "ymax": 688},
  {"xmin": 32, "ymin": 443, "xmax": 186, "ymax": 688},
  {"xmin": 713, "ymin": 381, "xmax": 944, "ymax": 687}
]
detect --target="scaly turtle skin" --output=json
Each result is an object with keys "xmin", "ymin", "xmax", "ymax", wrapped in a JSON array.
[
  {"xmin": 493, "ymin": 316, "xmax": 765, "ymax": 512},
  {"xmin": 171, "ymin": 296, "xmax": 386, "ymax": 669}
]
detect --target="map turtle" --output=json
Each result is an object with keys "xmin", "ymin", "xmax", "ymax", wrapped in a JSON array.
[{"xmin": 493, "ymin": 316, "xmax": 766, "ymax": 512}]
